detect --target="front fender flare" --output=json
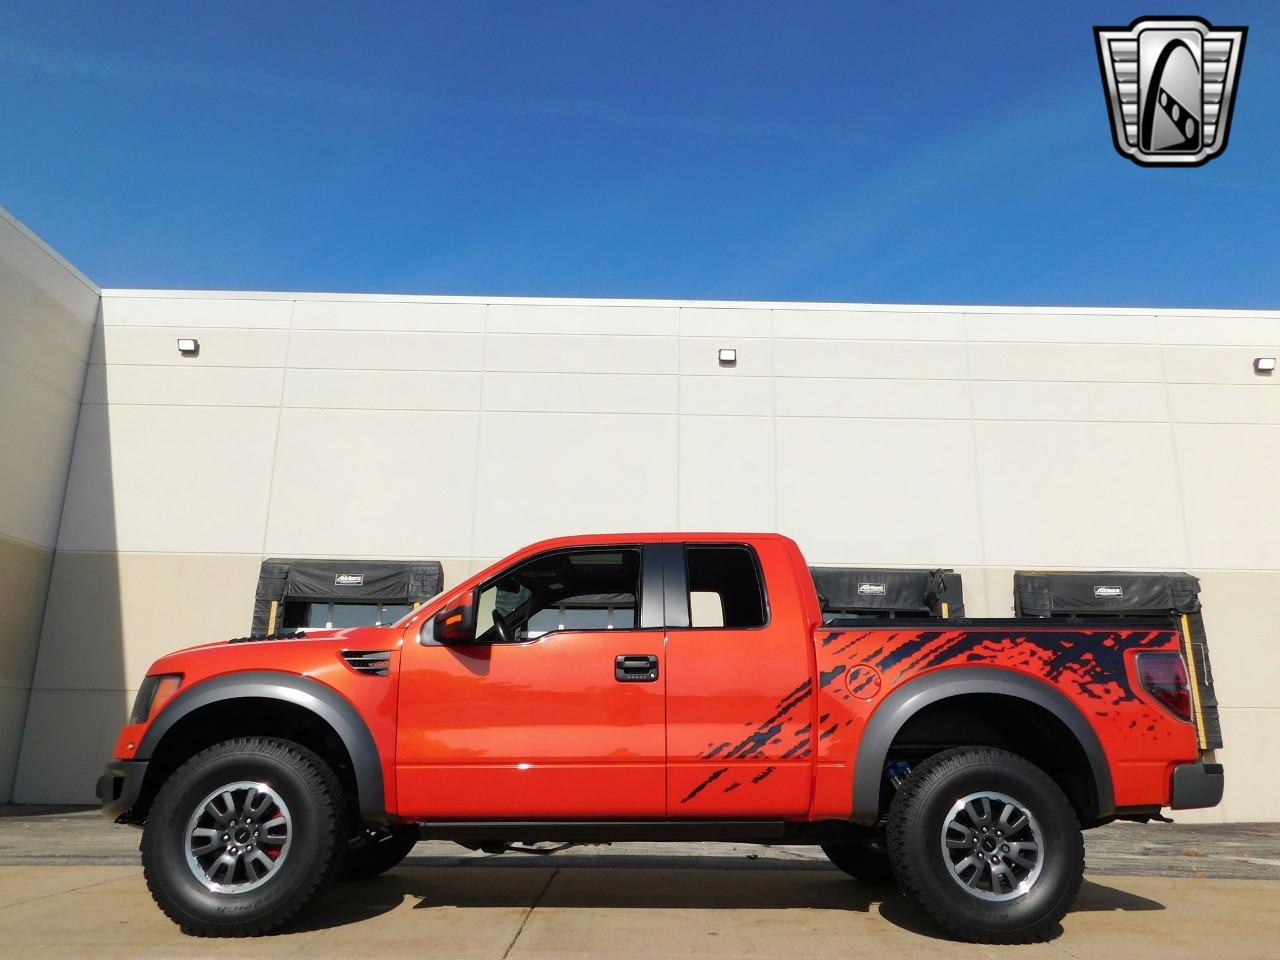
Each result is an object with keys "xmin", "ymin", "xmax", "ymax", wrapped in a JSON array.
[
  {"xmin": 136, "ymin": 671, "xmax": 387, "ymax": 823},
  {"xmin": 851, "ymin": 666, "xmax": 1115, "ymax": 824}
]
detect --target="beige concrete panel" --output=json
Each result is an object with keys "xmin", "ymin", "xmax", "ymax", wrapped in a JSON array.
[
  {"xmin": 0, "ymin": 686, "xmax": 30, "ymax": 801},
  {"xmin": 970, "ymin": 381, "xmax": 1168, "ymax": 422},
  {"xmin": 773, "ymin": 339, "xmax": 966, "ymax": 380},
  {"xmin": 472, "ymin": 412, "xmax": 678, "ymax": 557},
  {"xmin": 30, "ymin": 552, "xmax": 263, "ymax": 693},
  {"xmin": 81, "ymin": 363, "xmax": 284, "ymax": 407},
  {"xmin": 679, "ymin": 338, "xmax": 772, "ymax": 377},
  {"xmin": 678, "ymin": 307, "xmax": 771, "ymax": 338},
  {"xmin": 772, "ymin": 309, "xmax": 965, "ymax": 341},
  {"xmin": 292, "ymin": 299, "xmax": 485, "ymax": 333},
  {"xmin": 12, "ymin": 688, "xmax": 133, "ymax": 803},
  {"xmin": 283, "ymin": 368, "xmax": 482, "ymax": 411},
  {"xmin": 1166, "ymin": 383, "xmax": 1280, "ymax": 424},
  {"xmin": 265, "ymin": 408, "xmax": 478, "ymax": 558},
  {"xmin": 776, "ymin": 418, "xmax": 983, "ymax": 566},
  {"xmin": 0, "ymin": 536, "xmax": 52, "ymax": 689},
  {"xmin": 966, "ymin": 313, "xmax": 1158, "ymax": 344},
  {"xmin": 0, "ymin": 255, "xmax": 95, "ymax": 360},
  {"xmin": 1175, "ymin": 423, "xmax": 1280, "ymax": 570},
  {"xmin": 57, "ymin": 405, "xmax": 279, "ymax": 553},
  {"xmin": 436, "ymin": 557, "xmax": 473, "ymax": 591},
  {"xmin": 487, "ymin": 302, "xmax": 678, "ymax": 336},
  {"xmin": 0, "ymin": 309, "xmax": 89, "ymax": 396},
  {"xmin": 974, "ymin": 421, "xmax": 1188, "ymax": 568},
  {"xmin": 0, "ymin": 364, "xmax": 81, "ymax": 548},
  {"xmin": 100, "ymin": 295, "xmax": 292, "ymax": 329},
  {"xmin": 678, "ymin": 417, "xmax": 776, "ymax": 531},
  {"xmin": 776, "ymin": 377, "xmax": 971, "ymax": 420},
  {"xmin": 678, "ymin": 376, "xmax": 773, "ymax": 416},
  {"xmin": 1159, "ymin": 313, "xmax": 1280, "ymax": 346},
  {"xmin": 1177, "ymin": 707, "xmax": 1280, "ymax": 823},
  {"xmin": 287, "ymin": 330, "xmax": 483, "ymax": 372},
  {"xmin": 484, "ymin": 333, "xmax": 677, "ymax": 375},
  {"xmin": 1161, "ymin": 345, "xmax": 1280, "ymax": 385},
  {"xmin": 1193, "ymin": 571, "xmax": 1280, "ymax": 711},
  {"xmin": 968, "ymin": 342, "xmax": 1164, "ymax": 383},
  {"xmin": 92, "ymin": 325, "xmax": 289, "ymax": 367},
  {"xmin": 973, "ymin": 565, "xmax": 1015, "ymax": 618},
  {"xmin": 483, "ymin": 372, "xmax": 677, "ymax": 415}
]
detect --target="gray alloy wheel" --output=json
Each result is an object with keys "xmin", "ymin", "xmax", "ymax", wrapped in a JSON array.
[
  {"xmin": 184, "ymin": 781, "xmax": 293, "ymax": 894},
  {"xmin": 940, "ymin": 790, "xmax": 1043, "ymax": 901}
]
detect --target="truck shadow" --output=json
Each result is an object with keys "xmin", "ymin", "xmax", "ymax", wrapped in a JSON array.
[{"xmin": 290, "ymin": 855, "xmax": 1164, "ymax": 939}]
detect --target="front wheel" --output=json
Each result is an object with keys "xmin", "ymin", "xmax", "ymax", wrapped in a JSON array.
[
  {"xmin": 886, "ymin": 747, "xmax": 1084, "ymax": 943},
  {"xmin": 141, "ymin": 737, "xmax": 346, "ymax": 936}
]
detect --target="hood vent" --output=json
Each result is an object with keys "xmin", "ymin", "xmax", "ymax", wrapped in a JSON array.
[{"xmin": 341, "ymin": 650, "xmax": 392, "ymax": 676}]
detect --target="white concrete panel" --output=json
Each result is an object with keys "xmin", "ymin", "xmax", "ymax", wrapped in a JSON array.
[
  {"xmin": 775, "ymin": 418, "xmax": 983, "ymax": 566},
  {"xmin": 265, "ymin": 408, "xmax": 478, "ymax": 558},
  {"xmin": 679, "ymin": 307, "xmax": 771, "ymax": 338},
  {"xmin": 679, "ymin": 376, "xmax": 774, "ymax": 417},
  {"xmin": 487, "ymin": 303, "xmax": 678, "ymax": 336},
  {"xmin": 101, "ymin": 295, "xmax": 291, "ymax": 329},
  {"xmin": 968, "ymin": 342, "xmax": 1164, "ymax": 383},
  {"xmin": 0, "ymin": 365, "xmax": 81, "ymax": 548},
  {"xmin": 483, "ymin": 372, "xmax": 677, "ymax": 414},
  {"xmin": 678, "ymin": 417, "xmax": 775, "ymax": 530},
  {"xmin": 82, "ymin": 364, "xmax": 284, "ymax": 407},
  {"xmin": 772, "ymin": 309, "xmax": 964, "ymax": 341},
  {"xmin": 57, "ymin": 404, "xmax": 279, "ymax": 553},
  {"xmin": 680, "ymin": 338, "xmax": 772, "ymax": 377},
  {"xmin": 1193, "ymin": 571, "xmax": 1280, "ymax": 711},
  {"xmin": 1166, "ymin": 383, "xmax": 1280, "ymax": 424},
  {"xmin": 1175, "ymin": 423, "xmax": 1280, "ymax": 570},
  {"xmin": 966, "ymin": 313, "xmax": 1157, "ymax": 344},
  {"xmin": 0, "ymin": 209, "xmax": 97, "ymax": 317},
  {"xmin": 92, "ymin": 326, "xmax": 289, "ymax": 367},
  {"xmin": 971, "ymin": 381, "xmax": 1168, "ymax": 422},
  {"xmin": 776, "ymin": 377, "xmax": 971, "ymax": 420},
  {"xmin": 1162, "ymin": 345, "xmax": 1280, "ymax": 385},
  {"xmin": 0, "ymin": 318, "xmax": 87, "ymax": 397},
  {"xmin": 1159, "ymin": 313, "xmax": 1280, "ymax": 346},
  {"xmin": 485, "ymin": 334, "xmax": 677, "ymax": 375},
  {"xmin": 292, "ymin": 299, "xmax": 485, "ymax": 332},
  {"xmin": 0, "ymin": 255, "xmax": 96, "ymax": 358},
  {"xmin": 287, "ymin": 330, "xmax": 482, "ymax": 372},
  {"xmin": 974, "ymin": 421, "xmax": 1187, "ymax": 568},
  {"xmin": 472, "ymin": 412, "xmax": 677, "ymax": 557},
  {"xmin": 773, "ymin": 339, "xmax": 966, "ymax": 380},
  {"xmin": 283, "ymin": 368, "xmax": 482, "ymax": 411}
]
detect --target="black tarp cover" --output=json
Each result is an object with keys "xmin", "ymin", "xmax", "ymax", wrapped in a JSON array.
[
  {"xmin": 251, "ymin": 558, "xmax": 444, "ymax": 634},
  {"xmin": 809, "ymin": 567, "xmax": 964, "ymax": 617},
  {"xmin": 1015, "ymin": 571, "xmax": 1201, "ymax": 617}
]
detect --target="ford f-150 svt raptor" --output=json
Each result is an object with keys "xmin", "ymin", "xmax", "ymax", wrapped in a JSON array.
[{"xmin": 98, "ymin": 533, "xmax": 1223, "ymax": 942}]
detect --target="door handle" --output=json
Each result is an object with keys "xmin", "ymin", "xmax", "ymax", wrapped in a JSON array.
[{"xmin": 615, "ymin": 654, "xmax": 659, "ymax": 682}]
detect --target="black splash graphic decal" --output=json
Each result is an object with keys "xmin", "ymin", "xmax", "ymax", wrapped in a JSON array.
[{"xmin": 680, "ymin": 767, "xmax": 728, "ymax": 803}]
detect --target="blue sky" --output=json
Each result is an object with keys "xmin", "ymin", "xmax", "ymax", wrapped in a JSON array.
[{"xmin": 1, "ymin": 2, "xmax": 1276, "ymax": 307}]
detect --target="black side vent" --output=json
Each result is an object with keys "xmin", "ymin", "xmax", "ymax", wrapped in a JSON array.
[{"xmin": 341, "ymin": 650, "xmax": 392, "ymax": 677}]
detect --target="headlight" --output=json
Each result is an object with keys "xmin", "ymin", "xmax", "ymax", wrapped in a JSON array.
[{"xmin": 129, "ymin": 674, "xmax": 183, "ymax": 725}]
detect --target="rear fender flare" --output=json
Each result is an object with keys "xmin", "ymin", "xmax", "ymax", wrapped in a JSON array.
[
  {"xmin": 851, "ymin": 666, "xmax": 1115, "ymax": 824},
  {"xmin": 136, "ymin": 670, "xmax": 387, "ymax": 823}
]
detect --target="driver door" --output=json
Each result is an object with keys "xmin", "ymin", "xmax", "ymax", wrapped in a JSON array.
[{"xmin": 395, "ymin": 544, "xmax": 667, "ymax": 819}]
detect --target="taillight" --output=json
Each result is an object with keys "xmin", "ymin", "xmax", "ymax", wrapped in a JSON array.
[{"xmin": 1136, "ymin": 653, "xmax": 1192, "ymax": 722}]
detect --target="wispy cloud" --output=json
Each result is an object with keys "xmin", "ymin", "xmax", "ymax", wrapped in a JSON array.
[{"xmin": 0, "ymin": 37, "xmax": 862, "ymax": 146}]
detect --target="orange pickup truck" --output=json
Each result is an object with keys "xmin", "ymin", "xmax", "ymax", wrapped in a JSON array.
[{"xmin": 98, "ymin": 532, "xmax": 1222, "ymax": 942}]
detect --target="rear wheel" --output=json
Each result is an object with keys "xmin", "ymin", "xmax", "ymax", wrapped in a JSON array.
[
  {"xmin": 820, "ymin": 840, "xmax": 895, "ymax": 885},
  {"xmin": 141, "ymin": 737, "xmax": 346, "ymax": 936},
  {"xmin": 341, "ymin": 825, "xmax": 419, "ymax": 880},
  {"xmin": 886, "ymin": 747, "xmax": 1083, "ymax": 943}
]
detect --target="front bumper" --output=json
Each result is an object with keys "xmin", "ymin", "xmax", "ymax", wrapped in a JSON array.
[
  {"xmin": 95, "ymin": 760, "xmax": 148, "ymax": 822},
  {"xmin": 1170, "ymin": 761, "xmax": 1224, "ymax": 810}
]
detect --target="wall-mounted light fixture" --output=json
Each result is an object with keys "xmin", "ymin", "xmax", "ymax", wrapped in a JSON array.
[
  {"xmin": 177, "ymin": 338, "xmax": 199, "ymax": 356},
  {"xmin": 1255, "ymin": 357, "xmax": 1276, "ymax": 374},
  {"xmin": 718, "ymin": 347, "xmax": 737, "ymax": 367}
]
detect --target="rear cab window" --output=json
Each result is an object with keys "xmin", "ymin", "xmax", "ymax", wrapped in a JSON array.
[{"xmin": 681, "ymin": 544, "xmax": 768, "ymax": 629}]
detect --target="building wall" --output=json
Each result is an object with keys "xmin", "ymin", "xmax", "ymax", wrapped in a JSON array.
[
  {"xmin": 14, "ymin": 289, "xmax": 1280, "ymax": 822},
  {"xmin": 0, "ymin": 208, "xmax": 98, "ymax": 800}
]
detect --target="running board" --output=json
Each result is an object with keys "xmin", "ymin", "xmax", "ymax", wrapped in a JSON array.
[{"xmin": 414, "ymin": 820, "xmax": 796, "ymax": 843}]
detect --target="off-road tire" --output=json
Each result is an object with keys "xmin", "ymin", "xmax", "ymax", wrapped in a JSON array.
[
  {"xmin": 141, "ymin": 737, "xmax": 346, "ymax": 936},
  {"xmin": 886, "ymin": 747, "xmax": 1084, "ymax": 943},
  {"xmin": 341, "ymin": 825, "xmax": 419, "ymax": 880},
  {"xmin": 820, "ymin": 840, "xmax": 895, "ymax": 885}
]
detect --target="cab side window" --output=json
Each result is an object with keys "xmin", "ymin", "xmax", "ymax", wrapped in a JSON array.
[
  {"xmin": 474, "ymin": 547, "xmax": 642, "ymax": 642},
  {"xmin": 684, "ymin": 545, "xmax": 767, "ymax": 629}
]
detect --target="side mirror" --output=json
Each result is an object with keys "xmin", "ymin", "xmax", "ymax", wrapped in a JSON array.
[{"xmin": 426, "ymin": 602, "xmax": 477, "ymax": 645}]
